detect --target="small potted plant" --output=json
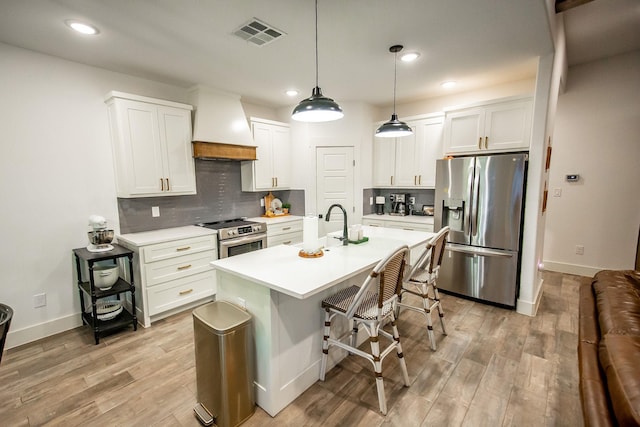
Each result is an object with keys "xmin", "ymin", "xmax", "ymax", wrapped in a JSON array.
[{"xmin": 282, "ymin": 203, "xmax": 291, "ymax": 214}]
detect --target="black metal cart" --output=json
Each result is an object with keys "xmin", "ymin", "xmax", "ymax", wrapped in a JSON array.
[{"xmin": 73, "ymin": 244, "xmax": 137, "ymax": 344}]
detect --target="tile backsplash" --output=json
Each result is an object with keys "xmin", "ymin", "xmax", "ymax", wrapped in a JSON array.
[
  {"xmin": 118, "ymin": 159, "xmax": 305, "ymax": 234},
  {"xmin": 362, "ymin": 188, "xmax": 435, "ymax": 215}
]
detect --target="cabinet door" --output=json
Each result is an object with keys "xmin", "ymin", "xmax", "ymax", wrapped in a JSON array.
[
  {"xmin": 484, "ymin": 99, "xmax": 532, "ymax": 151},
  {"xmin": 394, "ymin": 130, "xmax": 418, "ymax": 187},
  {"xmin": 414, "ymin": 117, "xmax": 444, "ymax": 188},
  {"xmin": 117, "ymin": 100, "xmax": 165, "ymax": 195},
  {"xmin": 158, "ymin": 106, "xmax": 196, "ymax": 195},
  {"xmin": 251, "ymin": 122, "xmax": 275, "ymax": 189},
  {"xmin": 271, "ymin": 125, "xmax": 291, "ymax": 189},
  {"xmin": 443, "ymin": 107, "xmax": 485, "ymax": 154},
  {"xmin": 372, "ymin": 137, "xmax": 396, "ymax": 187}
]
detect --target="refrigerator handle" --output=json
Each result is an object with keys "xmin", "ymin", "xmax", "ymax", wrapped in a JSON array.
[
  {"xmin": 446, "ymin": 244, "xmax": 513, "ymax": 258},
  {"xmin": 464, "ymin": 165, "xmax": 473, "ymax": 236},
  {"xmin": 471, "ymin": 165, "xmax": 480, "ymax": 238}
]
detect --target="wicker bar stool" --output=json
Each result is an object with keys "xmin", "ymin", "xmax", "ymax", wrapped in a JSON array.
[
  {"xmin": 397, "ymin": 226, "xmax": 449, "ymax": 351},
  {"xmin": 320, "ymin": 245, "xmax": 411, "ymax": 415},
  {"xmin": 0, "ymin": 303, "xmax": 13, "ymax": 365}
]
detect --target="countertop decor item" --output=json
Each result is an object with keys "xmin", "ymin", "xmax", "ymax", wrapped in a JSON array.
[
  {"xmin": 300, "ymin": 214, "xmax": 323, "ymax": 257},
  {"xmin": 375, "ymin": 45, "xmax": 413, "ymax": 138},
  {"xmin": 291, "ymin": 0, "xmax": 343, "ymax": 123}
]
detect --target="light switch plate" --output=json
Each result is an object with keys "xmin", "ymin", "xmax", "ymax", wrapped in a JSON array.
[{"xmin": 151, "ymin": 206, "xmax": 160, "ymax": 217}]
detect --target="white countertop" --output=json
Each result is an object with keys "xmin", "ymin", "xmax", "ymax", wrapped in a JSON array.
[
  {"xmin": 247, "ymin": 215, "xmax": 303, "ymax": 224},
  {"xmin": 212, "ymin": 225, "xmax": 433, "ymax": 300},
  {"xmin": 363, "ymin": 213, "xmax": 434, "ymax": 224},
  {"xmin": 117, "ymin": 225, "xmax": 216, "ymax": 247}
]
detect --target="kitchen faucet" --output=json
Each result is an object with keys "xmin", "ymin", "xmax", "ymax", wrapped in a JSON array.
[{"xmin": 325, "ymin": 204, "xmax": 348, "ymax": 246}]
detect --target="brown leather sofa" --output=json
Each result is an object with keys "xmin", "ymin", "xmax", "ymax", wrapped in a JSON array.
[{"xmin": 579, "ymin": 270, "xmax": 640, "ymax": 426}]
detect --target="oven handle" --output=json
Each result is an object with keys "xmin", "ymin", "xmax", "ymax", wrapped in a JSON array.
[{"xmin": 219, "ymin": 233, "xmax": 267, "ymax": 249}]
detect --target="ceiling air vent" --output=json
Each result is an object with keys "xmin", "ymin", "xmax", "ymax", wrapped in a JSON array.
[{"xmin": 233, "ymin": 18, "xmax": 286, "ymax": 46}]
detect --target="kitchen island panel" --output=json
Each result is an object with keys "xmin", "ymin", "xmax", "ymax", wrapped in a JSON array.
[{"xmin": 212, "ymin": 226, "xmax": 435, "ymax": 416}]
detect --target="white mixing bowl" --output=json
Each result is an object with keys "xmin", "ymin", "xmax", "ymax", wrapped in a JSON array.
[{"xmin": 92, "ymin": 264, "xmax": 119, "ymax": 289}]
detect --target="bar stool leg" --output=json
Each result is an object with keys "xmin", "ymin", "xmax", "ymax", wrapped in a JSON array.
[
  {"xmin": 421, "ymin": 283, "xmax": 437, "ymax": 351},
  {"xmin": 368, "ymin": 324, "xmax": 387, "ymax": 415},
  {"xmin": 320, "ymin": 309, "xmax": 331, "ymax": 381},
  {"xmin": 391, "ymin": 314, "xmax": 410, "ymax": 387},
  {"xmin": 433, "ymin": 285, "xmax": 447, "ymax": 335}
]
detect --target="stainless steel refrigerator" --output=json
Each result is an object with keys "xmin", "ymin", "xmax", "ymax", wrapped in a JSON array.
[{"xmin": 434, "ymin": 153, "xmax": 527, "ymax": 308}]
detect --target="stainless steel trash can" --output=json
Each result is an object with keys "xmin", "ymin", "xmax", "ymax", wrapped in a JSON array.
[{"xmin": 193, "ymin": 301, "xmax": 255, "ymax": 427}]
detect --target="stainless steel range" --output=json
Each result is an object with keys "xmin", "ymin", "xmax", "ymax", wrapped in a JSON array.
[{"xmin": 196, "ymin": 218, "xmax": 267, "ymax": 258}]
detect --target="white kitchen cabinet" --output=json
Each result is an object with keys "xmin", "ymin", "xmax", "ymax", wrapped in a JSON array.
[
  {"xmin": 444, "ymin": 97, "xmax": 532, "ymax": 154},
  {"xmin": 373, "ymin": 115, "xmax": 443, "ymax": 188},
  {"xmin": 105, "ymin": 91, "xmax": 196, "ymax": 198},
  {"xmin": 265, "ymin": 217, "xmax": 303, "ymax": 247},
  {"xmin": 241, "ymin": 118, "xmax": 291, "ymax": 191},
  {"xmin": 362, "ymin": 214, "xmax": 434, "ymax": 261},
  {"xmin": 117, "ymin": 227, "xmax": 217, "ymax": 327}
]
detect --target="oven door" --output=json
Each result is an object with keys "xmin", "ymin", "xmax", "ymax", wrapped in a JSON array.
[{"xmin": 219, "ymin": 233, "xmax": 267, "ymax": 258}]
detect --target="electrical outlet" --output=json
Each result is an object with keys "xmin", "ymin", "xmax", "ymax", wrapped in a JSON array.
[
  {"xmin": 237, "ymin": 297, "xmax": 246, "ymax": 310},
  {"xmin": 151, "ymin": 206, "xmax": 160, "ymax": 217},
  {"xmin": 369, "ymin": 197, "xmax": 373, "ymax": 205},
  {"xmin": 553, "ymin": 188, "xmax": 562, "ymax": 197},
  {"xmin": 575, "ymin": 245, "xmax": 584, "ymax": 255},
  {"xmin": 260, "ymin": 199, "xmax": 265, "ymax": 207},
  {"xmin": 34, "ymin": 293, "xmax": 46, "ymax": 308}
]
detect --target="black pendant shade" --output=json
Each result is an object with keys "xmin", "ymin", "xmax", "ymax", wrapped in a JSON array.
[
  {"xmin": 291, "ymin": 86, "xmax": 343, "ymax": 122},
  {"xmin": 376, "ymin": 44, "xmax": 413, "ymax": 138}
]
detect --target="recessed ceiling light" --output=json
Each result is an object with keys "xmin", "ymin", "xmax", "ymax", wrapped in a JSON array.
[
  {"xmin": 286, "ymin": 90, "xmax": 299, "ymax": 97},
  {"xmin": 65, "ymin": 20, "xmax": 99, "ymax": 35},
  {"xmin": 400, "ymin": 52, "xmax": 420, "ymax": 62},
  {"xmin": 441, "ymin": 81, "xmax": 457, "ymax": 89}
]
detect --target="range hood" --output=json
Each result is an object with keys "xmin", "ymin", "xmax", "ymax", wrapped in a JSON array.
[{"xmin": 189, "ymin": 86, "xmax": 257, "ymax": 160}]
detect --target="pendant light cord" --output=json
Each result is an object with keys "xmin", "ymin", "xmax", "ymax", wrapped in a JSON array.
[
  {"xmin": 315, "ymin": 0, "xmax": 319, "ymax": 88},
  {"xmin": 393, "ymin": 49, "xmax": 398, "ymax": 114}
]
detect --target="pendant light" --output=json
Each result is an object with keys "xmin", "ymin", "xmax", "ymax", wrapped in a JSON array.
[
  {"xmin": 375, "ymin": 45, "xmax": 413, "ymax": 138},
  {"xmin": 291, "ymin": 0, "xmax": 343, "ymax": 122}
]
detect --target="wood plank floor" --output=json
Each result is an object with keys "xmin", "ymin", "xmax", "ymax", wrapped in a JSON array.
[{"xmin": 0, "ymin": 271, "xmax": 586, "ymax": 426}]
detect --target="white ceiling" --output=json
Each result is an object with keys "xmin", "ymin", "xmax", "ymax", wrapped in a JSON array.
[{"xmin": 0, "ymin": 0, "xmax": 637, "ymax": 108}]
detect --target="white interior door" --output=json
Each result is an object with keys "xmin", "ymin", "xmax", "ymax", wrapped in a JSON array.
[{"xmin": 316, "ymin": 147, "xmax": 355, "ymax": 237}]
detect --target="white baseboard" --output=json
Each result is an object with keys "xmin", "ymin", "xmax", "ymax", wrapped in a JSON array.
[
  {"xmin": 5, "ymin": 313, "xmax": 83, "ymax": 350},
  {"xmin": 516, "ymin": 277, "xmax": 544, "ymax": 317},
  {"xmin": 542, "ymin": 260, "xmax": 599, "ymax": 278}
]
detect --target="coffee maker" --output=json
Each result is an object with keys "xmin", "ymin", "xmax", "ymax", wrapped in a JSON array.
[
  {"xmin": 390, "ymin": 193, "xmax": 408, "ymax": 216},
  {"xmin": 375, "ymin": 196, "xmax": 385, "ymax": 215}
]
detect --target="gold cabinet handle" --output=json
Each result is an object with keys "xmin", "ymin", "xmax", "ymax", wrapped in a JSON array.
[
  {"xmin": 165, "ymin": 178, "xmax": 170, "ymax": 191},
  {"xmin": 391, "ymin": 176, "xmax": 394, "ymax": 186},
  {"xmin": 177, "ymin": 264, "xmax": 192, "ymax": 271},
  {"xmin": 478, "ymin": 137, "xmax": 482, "ymax": 149},
  {"xmin": 179, "ymin": 288, "xmax": 193, "ymax": 295},
  {"xmin": 160, "ymin": 178, "xmax": 164, "ymax": 191},
  {"xmin": 485, "ymin": 136, "xmax": 489, "ymax": 149},
  {"xmin": 275, "ymin": 177, "xmax": 278, "ymax": 187},
  {"xmin": 419, "ymin": 175, "xmax": 422, "ymax": 185},
  {"xmin": 282, "ymin": 227, "xmax": 291, "ymax": 231},
  {"xmin": 176, "ymin": 246, "xmax": 191, "ymax": 252},
  {"xmin": 283, "ymin": 241, "xmax": 292, "ymax": 245}
]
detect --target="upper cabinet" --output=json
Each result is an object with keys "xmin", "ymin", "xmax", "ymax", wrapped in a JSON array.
[
  {"xmin": 443, "ymin": 97, "xmax": 532, "ymax": 154},
  {"xmin": 373, "ymin": 115, "xmax": 444, "ymax": 188},
  {"xmin": 241, "ymin": 118, "xmax": 291, "ymax": 192},
  {"xmin": 105, "ymin": 92, "xmax": 196, "ymax": 198}
]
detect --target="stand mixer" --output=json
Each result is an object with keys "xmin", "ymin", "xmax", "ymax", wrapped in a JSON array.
[{"xmin": 87, "ymin": 215, "xmax": 115, "ymax": 252}]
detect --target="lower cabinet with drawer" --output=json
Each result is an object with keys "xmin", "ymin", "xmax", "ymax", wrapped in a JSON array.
[
  {"xmin": 362, "ymin": 216, "xmax": 434, "ymax": 263},
  {"xmin": 263, "ymin": 217, "xmax": 303, "ymax": 247},
  {"xmin": 117, "ymin": 227, "xmax": 217, "ymax": 327}
]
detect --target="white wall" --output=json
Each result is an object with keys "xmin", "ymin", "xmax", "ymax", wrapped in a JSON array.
[
  {"xmin": 543, "ymin": 50, "xmax": 640, "ymax": 276},
  {"xmin": 0, "ymin": 43, "xmax": 190, "ymax": 348}
]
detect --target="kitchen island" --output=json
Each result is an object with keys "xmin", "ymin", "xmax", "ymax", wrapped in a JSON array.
[{"xmin": 211, "ymin": 225, "xmax": 434, "ymax": 416}]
